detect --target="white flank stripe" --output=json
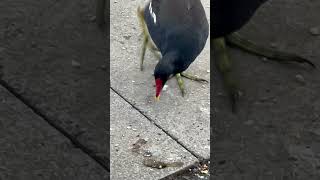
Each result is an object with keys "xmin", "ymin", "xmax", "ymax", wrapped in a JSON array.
[{"xmin": 149, "ymin": 1, "xmax": 157, "ymax": 24}]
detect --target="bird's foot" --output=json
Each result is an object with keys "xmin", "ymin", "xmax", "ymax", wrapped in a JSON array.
[
  {"xmin": 213, "ymin": 32, "xmax": 316, "ymax": 112},
  {"xmin": 181, "ymin": 72, "xmax": 208, "ymax": 83},
  {"xmin": 175, "ymin": 72, "xmax": 208, "ymax": 97},
  {"xmin": 226, "ymin": 33, "xmax": 316, "ymax": 68}
]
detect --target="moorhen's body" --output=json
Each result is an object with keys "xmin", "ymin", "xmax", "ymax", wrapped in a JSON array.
[
  {"xmin": 212, "ymin": 0, "xmax": 268, "ymax": 38},
  {"xmin": 137, "ymin": 0, "xmax": 315, "ymax": 110},
  {"xmin": 138, "ymin": 0, "xmax": 209, "ymax": 99}
]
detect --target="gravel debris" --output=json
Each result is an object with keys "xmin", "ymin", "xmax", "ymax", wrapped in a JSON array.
[
  {"xmin": 309, "ymin": 27, "xmax": 320, "ymax": 36},
  {"xmin": 71, "ymin": 60, "xmax": 81, "ymax": 68},
  {"xmin": 295, "ymin": 74, "xmax": 306, "ymax": 85}
]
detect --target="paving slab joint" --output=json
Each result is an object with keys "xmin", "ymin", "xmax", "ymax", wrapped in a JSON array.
[
  {"xmin": 110, "ymin": 87, "xmax": 204, "ymax": 160},
  {"xmin": 0, "ymin": 79, "xmax": 110, "ymax": 171}
]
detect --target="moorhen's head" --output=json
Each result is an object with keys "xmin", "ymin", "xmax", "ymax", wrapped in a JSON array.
[{"xmin": 154, "ymin": 51, "xmax": 179, "ymax": 100}]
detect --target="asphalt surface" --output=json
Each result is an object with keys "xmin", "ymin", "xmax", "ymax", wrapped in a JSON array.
[
  {"xmin": 212, "ymin": 0, "xmax": 320, "ymax": 179},
  {"xmin": 0, "ymin": 85, "xmax": 109, "ymax": 180},
  {"xmin": 0, "ymin": 0, "xmax": 110, "ymax": 178}
]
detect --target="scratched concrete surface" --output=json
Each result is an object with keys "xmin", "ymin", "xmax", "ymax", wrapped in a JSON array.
[
  {"xmin": 110, "ymin": 90, "xmax": 198, "ymax": 179},
  {"xmin": 110, "ymin": 0, "xmax": 210, "ymax": 160}
]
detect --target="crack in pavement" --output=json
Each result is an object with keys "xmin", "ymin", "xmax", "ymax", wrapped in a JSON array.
[
  {"xmin": 0, "ymin": 79, "xmax": 110, "ymax": 172},
  {"xmin": 110, "ymin": 86, "xmax": 206, "ymax": 161}
]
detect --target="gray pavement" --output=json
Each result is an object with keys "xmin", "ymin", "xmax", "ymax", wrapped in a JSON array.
[
  {"xmin": 110, "ymin": 0, "xmax": 210, "ymax": 159},
  {"xmin": 110, "ymin": 90, "xmax": 197, "ymax": 179},
  {"xmin": 0, "ymin": 85, "xmax": 109, "ymax": 180},
  {"xmin": 110, "ymin": 0, "xmax": 210, "ymax": 178}
]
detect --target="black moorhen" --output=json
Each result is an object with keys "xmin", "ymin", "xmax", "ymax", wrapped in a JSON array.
[{"xmin": 137, "ymin": 0, "xmax": 209, "ymax": 100}]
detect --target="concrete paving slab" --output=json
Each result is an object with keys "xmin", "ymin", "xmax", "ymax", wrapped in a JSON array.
[
  {"xmin": 110, "ymin": 90, "xmax": 198, "ymax": 180},
  {"xmin": 0, "ymin": 0, "xmax": 108, "ymax": 167},
  {"xmin": 0, "ymin": 85, "xmax": 108, "ymax": 180},
  {"xmin": 110, "ymin": 0, "xmax": 210, "ymax": 159}
]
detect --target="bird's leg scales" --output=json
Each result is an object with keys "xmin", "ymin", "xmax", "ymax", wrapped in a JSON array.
[
  {"xmin": 213, "ymin": 37, "xmax": 240, "ymax": 112},
  {"xmin": 175, "ymin": 73, "xmax": 186, "ymax": 97},
  {"xmin": 180, "ymin": 72, "xmax": 208, "ymax": 83},
  {"xmin": 140, "ymin": 34, "xmax": 149, "ymax": 71},
  {"xmin": 226, "ymin": 33, "xmax": 316, "ymax": 68},
  {"xmin": 174, "ymin": 72, "xmax": 208, "ymax": 97},
  {"xmin": 137, "ymin": 6, "xmax": 151, "ymax": 71},
  {"xmin": 140, "ymin": 31, "xmax": 161, "ymax": 70}
]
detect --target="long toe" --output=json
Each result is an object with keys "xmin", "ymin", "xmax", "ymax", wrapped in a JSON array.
[
  {"xmin": 226, "ymin": 33, "xmax": 316, "ymax": 68},
  {"xmin": 181, "ymin": 72, "xmax": 208, "ymax": 83},
  {"xmin": 213, "ymin": 37, "xmax": 240, "ymax": 112}
]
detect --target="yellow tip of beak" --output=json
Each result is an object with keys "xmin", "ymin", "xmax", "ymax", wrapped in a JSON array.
[{"xmin": 155, "ymin": 96, "xmax": 160, "ymax": 101}]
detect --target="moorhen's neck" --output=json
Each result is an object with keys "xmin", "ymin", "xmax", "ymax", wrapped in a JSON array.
[{"xmin": 154, "ymin": 51, "xmax": 180, "ymax": 78}]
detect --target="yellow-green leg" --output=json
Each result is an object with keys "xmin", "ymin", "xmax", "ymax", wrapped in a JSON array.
[
  {"xmin": 212, "ymin": 37, "xmax": 239, "ymax": 112},
  {"xmin": 148, "ymin": 42, "xmax": 161, "ymax": 59},
  {"xmin": 140, "ymin": 33, "xmax": 148, "ymax": 71},
  {"xmin": 175, "ymin": 72, "xmax": 208, "ymax": 97},
  {"xmin": 176, "ymin": 73, "xmax": 185, "ymax": 97},
  {"xmin": 137, "ymin": 7, "xmax": 161, "ymax": 71}
]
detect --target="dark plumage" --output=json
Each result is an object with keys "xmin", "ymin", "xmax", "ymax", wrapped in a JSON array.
[
  {"xmin": 142, "ymin": 0, "xmax": 209, "ymax": 98},
  {"xmin": 212, "ymin": 0, "xmax": 268, "ymax": 38}
]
